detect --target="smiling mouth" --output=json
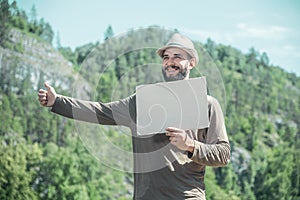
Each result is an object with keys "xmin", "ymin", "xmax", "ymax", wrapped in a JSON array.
[
  {"xmin": 166, "ymin": 66, "xmax": 180, "ymax": 71},
  {"xmin": 162, "ymin": 66, "xmax": 187, "ymax": 81}
]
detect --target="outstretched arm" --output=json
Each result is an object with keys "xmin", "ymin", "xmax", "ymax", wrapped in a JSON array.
[{"xmin": 38, "ymin": 82, "xmax": 134, "ymax": 127}]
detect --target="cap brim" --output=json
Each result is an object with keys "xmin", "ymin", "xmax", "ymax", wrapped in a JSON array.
[{"xmin": 156, "ymin": 44, "xmax": 191, "ymax": 58}]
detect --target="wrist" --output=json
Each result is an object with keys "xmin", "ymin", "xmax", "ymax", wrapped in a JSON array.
[
  {"xmin": 49, "ymin": 94, "xmax": 60, "ymax": 107},
  {"xmin": 187, "ymin": 140, "xmax": 195, "ymax": 153}
]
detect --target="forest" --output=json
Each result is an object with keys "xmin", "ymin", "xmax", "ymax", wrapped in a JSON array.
[{"xmin": 0, "ymin": 0, "xmax": 299, "ymax": 199}]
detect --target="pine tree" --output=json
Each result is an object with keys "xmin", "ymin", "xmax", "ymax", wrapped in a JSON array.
[
  {"xmin": 104, "ymin": 25, "xmax": 114, "ymax": 40},
  {"xmin": 0, "ymin": 0, "xmax": 11, "ymax": 47}
]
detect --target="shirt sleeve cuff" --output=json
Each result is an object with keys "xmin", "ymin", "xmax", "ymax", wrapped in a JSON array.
[
  {"xmin": 187, "ymin": 140, "xmax": 203, "ymax": 160},
  {"xmin": 51, "ymin": 95, "xmax": 63, "ymax": 112}
]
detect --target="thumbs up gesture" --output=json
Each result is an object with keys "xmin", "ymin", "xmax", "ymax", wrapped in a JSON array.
[{"xmin": 38, "ymin": 82, "xmax": 57, "ymax": 107}]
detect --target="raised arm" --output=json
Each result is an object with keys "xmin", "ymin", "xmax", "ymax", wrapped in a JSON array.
[{"xmin": 38, "ymin": 82, "xmax": 134, "ymax": 127}]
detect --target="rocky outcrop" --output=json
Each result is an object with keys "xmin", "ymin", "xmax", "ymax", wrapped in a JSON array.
[{"xmin": 0, "ymin": 29, "xmax": 90, "ymax": 98}]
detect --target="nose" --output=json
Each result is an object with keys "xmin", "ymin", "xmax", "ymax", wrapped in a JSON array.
[{"xmin": 165, "ymin": 57, "xmax": 175, "ymax": 66}]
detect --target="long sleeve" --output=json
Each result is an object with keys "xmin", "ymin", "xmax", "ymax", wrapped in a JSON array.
[
  {"xmin": 188, "ymin": 96, "xmax": 231, "ymax": 167},
  {"xmin": 51, "ymin": 95, "xmax": 135, "ymax": 127}
]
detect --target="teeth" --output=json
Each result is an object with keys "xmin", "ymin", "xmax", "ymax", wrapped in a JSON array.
[{"xmin": 167, "ymin": 66, "xmax": 179, "ymax": 70}]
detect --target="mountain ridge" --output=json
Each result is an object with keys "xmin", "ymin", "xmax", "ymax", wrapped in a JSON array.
[{"xmin": 0, "ymin": 25, "xmax": 299, "ymax": 199}]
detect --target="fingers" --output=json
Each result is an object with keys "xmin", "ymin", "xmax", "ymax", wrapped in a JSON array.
[
  {"xmin": 166, "ymin": 129, "xmax": 179, "ymax": 143},
  {"xmin": 40, "ymin": 100, "xmax": 48, "ymax": 106},
  {"xmin": 165, "ymin": 127, "xmax": 194, "ymax": 152},
  {"xmin": 39, "ymin": 83, "xmax": 54, "ymax": 107},
  {"xmin": 38, "ymin": 82, "xmax": 57, "ymax": 107},
  {"xmin": 165, "ymin": 127, "xmax": 184, "ymax": 138},
  {"xmin": 166, "ymin": 133, "xmax": 177, "ymax": 144},
  {"xmin": 38, "ymin": 90, "xmax": 47, "ymax": 99},
  {"xmin": 38, "ymin": 89, "xmax": 47, "ymax": 95},
  {"xmin": 165, "ymin": 131, "xmax": 177, "ymax": 137},
  {"xmin": 166, "ymin": 127, "xmax": 182, "ymax": 134},
  {"xmin": 165, "ymin": 127, "xmax": 189, "ymax": 149},
  {"xmin": 170, "ymin": 138, "xmax": 177, "ymax": 144},
  {"xmin": 38, "ymin": 89, "xmax": 47, "ymax": 98},
  {"xmin": 38, "ymin": 89, "xmax": 48, "ymax": 106},
  {"xmin": 165, "ymin": 127, "xmax": 183, "ymax": 132}
]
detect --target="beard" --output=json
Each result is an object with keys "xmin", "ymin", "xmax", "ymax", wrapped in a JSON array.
[{"xmin": 162, "ymin": 66, "xmax": 188, "ymax": 82}]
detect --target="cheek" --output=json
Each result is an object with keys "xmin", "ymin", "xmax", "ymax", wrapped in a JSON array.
[
  {"xmin": 179, "ymin": 60, "xmax": 189, "ymax": 67},
  {"xmin": 162, "ymin": 60, "xmax": 167, "ymax": 66}
]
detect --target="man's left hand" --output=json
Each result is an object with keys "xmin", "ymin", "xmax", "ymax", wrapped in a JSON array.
[{"xmin": 165, "ymin": 127, "xmax": 195, "ymax": 153}]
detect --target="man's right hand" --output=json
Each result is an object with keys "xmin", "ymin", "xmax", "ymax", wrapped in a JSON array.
[{"xmin": 38, "ymin": 82, "xmax": 57, "ymax": 107}]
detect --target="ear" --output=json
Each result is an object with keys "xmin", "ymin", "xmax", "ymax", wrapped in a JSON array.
[{"xmin": 188, "ymin": 58, "xmax": 196, "ymax": 70}]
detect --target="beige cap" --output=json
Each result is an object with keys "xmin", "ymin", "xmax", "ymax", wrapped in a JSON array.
[{"xmin": 157, "ymin": 33, "xmax": 199, "ymax": 65}]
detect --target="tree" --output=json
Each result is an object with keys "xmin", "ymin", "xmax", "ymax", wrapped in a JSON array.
[
  {"xmin": 104, "ymin": 25, "xmax": 114, "ymax": 40},
  {"xmin": 0, "ymin": 0, "xmax": 11, "ymax": 47},
  {"xmin": 205, "ymin": 38, "xmax": 218, "ymax": 60},
  {"xmin": 255, "ymin": 145, "xmax": 295, "ymax": 199},
  {"xmin": 39, "ymin": 19, "xmax": 54, "ymax": 44},
  {"xmin": 0, "ymin": 95, "xmax": 13, "ymax": 134},
  {"xmin": 260, "ymin": 52, "xmax": 269, "ymax": 67},
  {"xmin": 55, "ymin": 31, "xmax": 61, "ymax": 49},
  {"xmin": 96, "ymin": 67, "xmax": 118, "ymax": 102},
  {"xmin": 29, "ymin": 5, "xmax": 37, "ymax": 23},
  {"xmin": 0, "ymin": 135, "xmax": 42, "ymax": 200},
  {"xmin": 75, "ymin": 42, "xmax": 96, "ymax": 64}
]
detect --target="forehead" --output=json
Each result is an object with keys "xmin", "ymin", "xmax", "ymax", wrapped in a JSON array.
[{"xmin": 163, "ymin": 47, "xmax": 188, "ymax": 56}]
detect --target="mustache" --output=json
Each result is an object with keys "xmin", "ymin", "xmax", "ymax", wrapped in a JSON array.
[
  {"xmin": 164, "ymin": 65, "xmax": 181, "ymax": 70},
  {"xmin": 162, "ymin": 67, "xmax": 188, "ymax": 82}
]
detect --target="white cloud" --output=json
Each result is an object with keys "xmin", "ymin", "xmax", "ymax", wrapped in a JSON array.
[
  {"xmin": 182, "ymin": 23, "xmax": 292, "ymax": 50},
  {"xmin": 181, "ymin": 27, "xmax": 300, "ymax": 75},
  {"xmin": 266, "ymin": 45, "xmax": 300, "ymax": 58},
  {"xmin": 236, "ymin": 23, "xmax": 289, "ymax": 39},
  {"xmin": 226, "ymin": 12, "xmax": 255, "ymax": 20},
  {"xmin": 181, "ymin": 28, "xmax": 235, "ymax": 44}
]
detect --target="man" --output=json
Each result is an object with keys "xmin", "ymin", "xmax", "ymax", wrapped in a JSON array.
[{"xmin": 38, "ymin": 33, "xmax": 230, "ymax": 199}]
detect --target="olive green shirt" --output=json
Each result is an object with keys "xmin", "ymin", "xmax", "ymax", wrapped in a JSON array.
[{"xmin": 51, "ymin": 94, "xmax": 230, "ymax": 200}]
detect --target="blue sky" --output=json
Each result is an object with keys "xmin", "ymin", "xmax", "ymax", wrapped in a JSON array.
[{"xmin": 15, "ymin": 0, "xmax": 300, "ymax": 76}]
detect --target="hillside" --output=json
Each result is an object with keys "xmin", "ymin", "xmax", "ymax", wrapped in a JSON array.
[
  {"xmin": 73, "ymin": 28, "xmax": 300, "ymax": 199},
  {"xmin": 0, "ymin": 1, "xmax": 299, "ymax": 198}
]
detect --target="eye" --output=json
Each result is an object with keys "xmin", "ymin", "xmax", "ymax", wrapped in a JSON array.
[
  {"xmin": 174, "ymin": 54, "xmax": 185, "ymax": 60},
  {"xmin": 162, "ymin": 56, "xmax": 169, "ymax": 60}
]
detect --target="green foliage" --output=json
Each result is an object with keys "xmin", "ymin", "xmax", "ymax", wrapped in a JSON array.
[
  {"xmin": 104, "ymin": 25, "xmax": 114, "ymax": 40},
  {"xmin": 0, "ymin": 95, "xmax": 13, "ymax": 134},
  {"xmin": 1, "ymin": 2, "xmax": 300, "ymax": 198},
  {"xmin": 13, "ymin": 41, "xmax": 24, "ymax": 53},
  {"xmin": 33, "ymin": 138, "xmax": 131, "ymax": 200},
  {"xmin": 205, "ymin": 167, "xmax": 240, "ymax": 200},
  {"xmin": 254, "ymin": 143, "xmax": 300, "ymax": 199},
  {"xmin": 1, "ymin": 0, "xmax": 54, "ymax": 45},
  {"xmin": 0, "ymin": 0, "xmax": 12, "ymax": 47},
  {"xmin": 0, "ymin": 135, "xmax": 42, "ymax": 200}
]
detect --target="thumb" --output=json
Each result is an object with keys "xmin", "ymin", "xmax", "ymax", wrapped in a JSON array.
[
  {"xmin": 43, "ymin": 82, "xmax": 57, "ymax": 107},
  {"xmin": 44, "ymin": 82, "xmax": 56, "ymax": 96},
  {"xmin": 44, "ymin": 82, "xmax": 55, "ymax": 93},
  {"xmin": 44, "ymin": 82, "xmax": 51, "ymax": 90}
]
